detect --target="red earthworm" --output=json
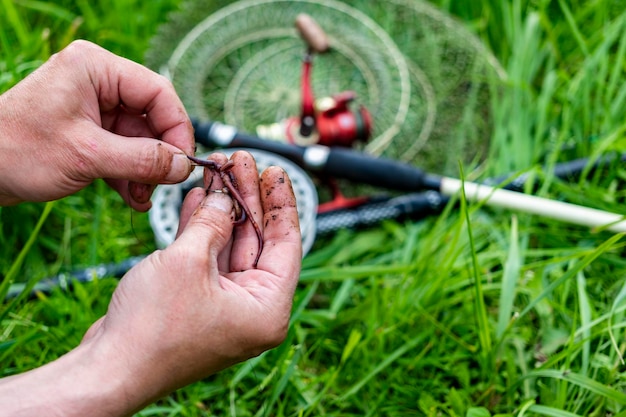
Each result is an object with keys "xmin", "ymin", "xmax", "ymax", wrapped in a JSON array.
[{"xmin": 187, "ymin": 155, "xmax": 263, "ymax": 268}]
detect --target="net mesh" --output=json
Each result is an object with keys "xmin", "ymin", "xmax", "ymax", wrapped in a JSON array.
[{"xmin": 145, "ymin": 0, "xmax": 505, "ymax": 178}]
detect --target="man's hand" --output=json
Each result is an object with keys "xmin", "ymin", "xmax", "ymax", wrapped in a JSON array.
[
  {"xmin": 0, "ymin": 151, "xmax": 302, "ymax": 416},
  {"xmin": 0, "ymin": 40, "xmax": 194, "ymax": 210}
]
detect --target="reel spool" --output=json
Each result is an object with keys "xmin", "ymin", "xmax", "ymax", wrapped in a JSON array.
[{"xmin": 150, "ymin": 149, "xmax": 319, "ymax": 256}]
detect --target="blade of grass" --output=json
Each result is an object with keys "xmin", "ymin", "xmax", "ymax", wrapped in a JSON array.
[
  {"xmin": 576, "ymin": 271, "xmax": 592, "ymax": 373},
  {"xmin": 527, "ymin": 404, "xmax": 583, "ymax": 417},
  {"xmin": 338, "ymin": 333, "xmax": 425, "ymax": 401},
  {"xmin": 606, "ymin": 17, "xmax": 626, "ymax": 113},
  {"xmin": 608, "ymin": 276, "xmax": 626, "ymax": 364},
  {"xmin": 1, "ymin": 0, "xmax": 29, "ymax": 46},
  {"xmin": 519, "ymin": 369, "xmax": 626, "ymax": 404},
  {"xmin": 14, "ymin": 0, "xmax": 76, "ymax": 22},
  {"xmin": 518, "ymin": 232, "xmax": 623, "ymax": 319},
  {"xmin": 557, "ymin": 0, "xmax": 589, "ymax": 57},
  {"xmin": 260, "ymin": 345, "xmax": 301, "ymax": 417},
  {"xmin": 516, "ymin": 399, "xmax": 539, "ymax": 417},
  {"xmin": 298, "ymin": 264, "xmax": 410, "ymax": 282},
  {"xmin": 496, "ymin": 215, "xmax": 521, "ymax": 339},
  {"xmin": 459, "ymin": 164, "xmax": 492, "ymax": 367},
  {"xmin": 0, "ymin": 202, "xmax": 54, "ymax": 309}
]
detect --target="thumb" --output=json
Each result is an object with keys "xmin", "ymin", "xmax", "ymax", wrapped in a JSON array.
[{"xmin": 174, "ymin": 190, "xmax": 236, "ymax": 258}]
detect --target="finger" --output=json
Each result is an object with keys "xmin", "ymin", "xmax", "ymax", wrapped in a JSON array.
[
  {"xmin": 174, "ymin": 180, "xmax": 235, "ymax": 278},
  {"xmin": 201, "ymin": 153, "xmax": 234, "ymax": 271},
  {"xmin": 128, "ymin": 182, "xmax": 156, "ymax": 207},
  {"xmin": 104, "ymin": 178, "xmax": 152, "ymax": 212},
  {"xmin": 101, "ymin": 110, "xmax": 154, "ymax": 138},
  {"xmin": 89, "ymin": 127, "xmax": 191, "ymax": 209},
  {"xmin": 81, "ymin": 316, "xmax": 105, "ymax": 343},
  {"xmin": 116, "ymin": 73, "xmax": 193, "ymax": 157},
  {"xmin": 227, "ymin": 151, "xmax": 264, "ymax": 271},
  {"xmin": 176, "ymin": 187, "xmax": 206, "ymax": 238},
  {"xmin": 79, "ymin": 41, "xmax": 195, "ymax": 155},
  {"xmin": 256, "ymin": 166, "xmax": 302, "ymax": 289},
  {"xmin": 77, "ymin": 124, "xmax": 193, "ymax": 207},
  {"xmin": 98, "ymin": 128, "xmax": 192, "ymax": 184}
]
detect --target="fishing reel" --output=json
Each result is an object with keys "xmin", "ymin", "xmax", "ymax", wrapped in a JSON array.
[
  {"xmin": 256, "ymin": 14, "xmax": 372, "ymax": 148},
  {"xmin": 258, "ymin": 91, "xmax": 372, "ymax": 147}
]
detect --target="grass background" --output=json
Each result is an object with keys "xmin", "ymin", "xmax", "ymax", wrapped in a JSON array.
[{"xmin": 1, "ymin": 0, "xmax": 626, "ymax": 416}]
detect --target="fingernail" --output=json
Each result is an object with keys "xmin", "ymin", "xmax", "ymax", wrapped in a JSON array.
[{"xmin": 166, "ymin": 153, "xmax": 191, "ymax": 182}]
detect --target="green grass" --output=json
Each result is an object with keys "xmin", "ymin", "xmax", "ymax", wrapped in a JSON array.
[{"xmin": 2, "ymin": 0, "xmax": 626, "ymax": 416}]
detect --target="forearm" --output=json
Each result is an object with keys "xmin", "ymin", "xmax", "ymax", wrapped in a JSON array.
[
  {"xmin": 0, "ymin": 89, "xmax": 26, "ymax": 206},
  {"xmin": 0, "ymin": 337, "xmax": 150, "ymax": 417}
]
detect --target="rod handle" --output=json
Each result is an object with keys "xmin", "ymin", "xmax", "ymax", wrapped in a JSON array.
[
  {"xmin": 295, "ymin": 13, "xmax": 329, "ymax": 53},
  {"xmin": 441, "ymin": 177, "xmax": 626, "ymax": 233}
]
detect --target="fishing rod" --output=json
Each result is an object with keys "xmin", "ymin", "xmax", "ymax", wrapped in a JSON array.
[
  {"xmin": 193, "ymin": 118, "xmax": 626, "ymax": 233},
  {"xmin": 6, "ymin": 257, "xmax": 145, "ymax": 300},
  {"xmin": 314, "ymin": 153, "xmax": 626, "ymax": 234},
  {"xmin": 8, "ymin": 141, "xmax": 624, "ymax": 300}
]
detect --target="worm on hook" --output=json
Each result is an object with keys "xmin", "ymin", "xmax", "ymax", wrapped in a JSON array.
[{"xmin": 187, "ymin": 155, "xmax": 263, "ymax": 268}]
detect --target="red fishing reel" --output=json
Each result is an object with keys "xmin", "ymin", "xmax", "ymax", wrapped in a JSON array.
[
  {"xmin": 281, "ymin": 90, "xmax": 372, "ymax": 147},
  {"xmin": 256, "ymin": 13, "xmax": 372, "ymax": 148},
  {"xmin": 254, "ymin": 13, "xmax": 375, "ymax": 214}
]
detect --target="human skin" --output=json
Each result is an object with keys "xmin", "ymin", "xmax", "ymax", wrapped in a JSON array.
[
  {"xmin": 0, "ymin": 40, "xmax": 194, "ymax": 210},
  {"xmin": 0, "ymin": 41, "xmax": 303, "ymax": 416}
]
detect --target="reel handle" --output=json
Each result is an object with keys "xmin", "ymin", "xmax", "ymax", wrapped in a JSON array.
[{"xmin": 295, "ymin": 13, "xmax": 329, "ymax": 53}]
